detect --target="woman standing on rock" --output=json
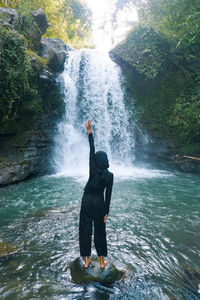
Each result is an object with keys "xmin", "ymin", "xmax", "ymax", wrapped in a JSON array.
[{"xmin": 79, "ymin": 120, "xmax": 114, "ymax": 269}]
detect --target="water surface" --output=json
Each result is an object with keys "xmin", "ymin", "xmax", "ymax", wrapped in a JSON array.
[{"xmin": 0, "ymin": 171, "xmax": 200, "ymax": 299}]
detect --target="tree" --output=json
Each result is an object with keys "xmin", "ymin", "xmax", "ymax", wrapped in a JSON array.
[
  {"xmin": 140, "ymin": 0, "xmax": 200, "ymax": 46},
  {"xmin": 0, "ymin": 0, "xmax": 92, "ymax": 47}
]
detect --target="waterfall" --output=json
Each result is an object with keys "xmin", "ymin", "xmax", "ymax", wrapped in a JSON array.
[{"xmin": 53, "ymin": 49, "xmax": 135, "ymax": 177}]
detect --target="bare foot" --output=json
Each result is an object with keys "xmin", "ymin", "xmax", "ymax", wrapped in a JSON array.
[
  {"xmin": 84, "ymin": 259, "xmax": 91, "ymax": 269},
  {"xmin": 100, "ymin": 260, "xmax": 107, "ymax": 269}
]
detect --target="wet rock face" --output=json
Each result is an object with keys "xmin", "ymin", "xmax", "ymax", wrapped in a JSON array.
[
  {"xmin": 0, "ymin": 145, "xmax": 50, "ymax": 186},
  {"xmin": 0, "ymin": 7, "xmax": 48, "ymax": 50},
  {"xmin": 70, "ymin": 257, "xmax": 124, "ymax": 284},
  {"xmin": 32, "ymin": 8, "xmax": 48, "ymax": 36},
  {"xmin": 31, "ymin": 9, "xmax": 48, "ymax": 50},
  {"xmin": 0, "ymin": 8, "xmax": 68, "ymax": 186},
  {"xmin": 0, "ymin": 7, "xmax": 19, "ymax": 28},
  {"xmin": 39, "ymin": 38, "xmax": 72, "ymax": 72},
  {"xmin": 0, "ymin": 110, "xmax": 61, "ymax": 186}
]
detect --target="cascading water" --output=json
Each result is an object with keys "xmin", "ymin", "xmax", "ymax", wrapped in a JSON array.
[{"xmin": 53, "ymin": 49, "xmax": 135, "ymax": 177}]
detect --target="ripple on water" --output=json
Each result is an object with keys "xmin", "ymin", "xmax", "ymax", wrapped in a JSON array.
[{"xmin": 0, "ymin": 174, "xmax": 200, "ymax": 299}]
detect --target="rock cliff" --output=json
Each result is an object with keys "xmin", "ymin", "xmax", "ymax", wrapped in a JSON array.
[
  {"xmin": 0, "ymin": 7, "xmax": 72, "ymax": 186},
  {"xmin": 110, "ymin": 25, "xmax": 200, "ymax": 174}
]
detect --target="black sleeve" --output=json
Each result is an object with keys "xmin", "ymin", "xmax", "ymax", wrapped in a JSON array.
[
  {"xmin": 105, "ymin": 173, "xmax": 114, "ymax": 214},
  {"xmin": 88, "ymin": 133, "xmax": 95, "ymax": 174}
]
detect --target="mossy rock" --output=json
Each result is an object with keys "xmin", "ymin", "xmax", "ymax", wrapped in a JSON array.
[
  {"xmin": 0, "ymin": 242, "xmax": 18, "ymax": 258},
  {"xmin": 70, "ymin": 257, "xmax": 124, "ymax": 284}
]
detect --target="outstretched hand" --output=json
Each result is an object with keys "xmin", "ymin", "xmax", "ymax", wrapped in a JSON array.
[{"xmin": 85, "ymin": 119, "xmax": 92, "ymax": 134}]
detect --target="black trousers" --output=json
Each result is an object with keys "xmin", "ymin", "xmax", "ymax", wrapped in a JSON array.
[{"xmin": 79, "ymin": 192, "xmax": 107, "ymax": 257}]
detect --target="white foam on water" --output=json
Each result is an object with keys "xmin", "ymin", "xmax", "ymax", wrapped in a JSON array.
[
  {"xmin": 111, "ymin": 164, "xmax": 171, "ymax": 180},
  {"xmin": 48, "ymin": 165, "xmax": 171, "ymax": 184}
]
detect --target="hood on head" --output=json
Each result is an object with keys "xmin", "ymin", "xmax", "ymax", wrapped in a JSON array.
[{"xmin": 94, "ymin": 151, "xmax": 109, "ymax": 170}]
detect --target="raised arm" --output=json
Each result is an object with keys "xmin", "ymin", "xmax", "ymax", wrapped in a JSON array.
[{"xmin": 85, "ymin": 120, "xmax": 95, "ymax": 173}]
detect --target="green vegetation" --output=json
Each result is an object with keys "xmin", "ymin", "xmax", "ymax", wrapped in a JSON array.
[
  {"xmin": 0, "ymin": 26, "xmax": 41, "ymax": 136},
  {"xmin": 114, "ymin": 25, "xmax": 170, "ymax": 79},
  {"xmin": 27, "ymin": 49, "xmax": 47, "ymax": 66},
  {"xmin": 0, "ymin": 0, "xmax": 79, "ymax": 138},
  {"xmin": 0, "ymin": 0, "xmax": 92, "ymax": 48},
  {"xmin": 0, "ymin": 19, "xmax": 64, "ymax": 137},
  {"xmin": 140, "ymin": 0, "xmax": 200, "ymax": 45},
  {"xmin": 16, "ymin": 9, "xmax": 39, "ymax": 48},
  {"xmin": 112, "ymin": 0, "xmax": 200, "ymax": 153}
]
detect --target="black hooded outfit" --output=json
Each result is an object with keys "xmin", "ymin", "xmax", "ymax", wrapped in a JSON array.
[{"xmin": 79, "ymin": 133, "xmax": 114, "ymax": 257}]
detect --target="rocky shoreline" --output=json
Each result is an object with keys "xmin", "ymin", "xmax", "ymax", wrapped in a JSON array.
[{"xmin": 133, "ymin": 128, "xmax": 200, "ymax": 174}]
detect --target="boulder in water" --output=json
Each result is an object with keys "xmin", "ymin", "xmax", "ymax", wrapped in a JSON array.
[{"xmin": 70, "ymin": 257, "xmax": 124, "ymax": 284}]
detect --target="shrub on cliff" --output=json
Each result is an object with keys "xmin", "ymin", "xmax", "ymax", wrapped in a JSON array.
[
  {"xmin": 0, "ymin": 26, "xmax": 40, "ymax": 135},
  {"xmin": 169, "ymin": 92, "xmax": 200, "ymax": 145},
  {"xmin": 17, "ymin": 10, "xmax": 40, "ymax": 49},
  {"xmin": 112, "ymin": 1, "xmax": 200, "ymax": 152},
  {"xmin": 112, "ymin": 25, "xmax": 170, "ymax": 79}
]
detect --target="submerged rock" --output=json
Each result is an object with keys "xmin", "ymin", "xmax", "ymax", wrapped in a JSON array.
[
  {"xmin": 0, "ymin": 242, "xmax": 18, "ymax": 258},
  {"xmin": 70, "ymin": 257, "xmax": 124, "ymax": 284}
]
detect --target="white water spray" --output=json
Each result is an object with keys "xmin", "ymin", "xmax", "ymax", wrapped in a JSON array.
[{"xmin": 53, "ymin": 49, "xmax": 135, "ymax": 177}]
